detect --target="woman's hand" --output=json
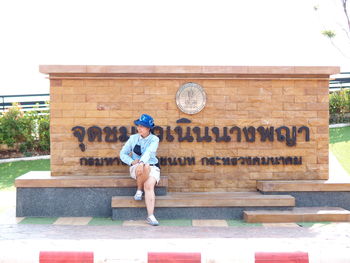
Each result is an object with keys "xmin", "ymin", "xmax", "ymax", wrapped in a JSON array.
[{"xmin": 131, "ymin": 159, "xmax": 140, "ymax": 166}]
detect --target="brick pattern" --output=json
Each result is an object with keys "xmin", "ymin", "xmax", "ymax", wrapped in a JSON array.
[{"xmin": 50, "ymin": 78, "xmax": 329, "ymax": 192}]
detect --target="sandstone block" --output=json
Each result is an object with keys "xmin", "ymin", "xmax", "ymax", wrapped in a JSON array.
[
  {"xmin": 50, "ymin": 79, "xmax": 62, "ymax": 87},
  {"xmin": 307, "ymin": 102, "xmax": 328, "ymax": 111},
  {"xmin": 62, "ymin": 80, "xmax": 84, "ymax": 87},
  {"xmin": 283, "ymin": 102, "xmax": 306, "ymax": 111},
  {"xmin": 62, "ymin": 95, "xmax": 86, "ymax": 103}
]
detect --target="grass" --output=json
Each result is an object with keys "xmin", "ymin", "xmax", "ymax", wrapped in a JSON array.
[
  {"xmin": 19, "ymin": 217, "xmax": 58, "ymax": 225},
  {"xmin": 0, "ymin": 159, "xmax": 50, "ymax": 191},
  {"xmin": 227, "ymin": 219, "xmax": 262, "ymax": 227},
  {"xmin": 330, "ymin": 126, "xmax": 350, "ymax": 175}
]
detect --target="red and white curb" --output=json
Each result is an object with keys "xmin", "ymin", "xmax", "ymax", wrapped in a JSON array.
[
  {"xmin": 3, "ymin": 250, "xmax": 345, "ymax": 262},
  {"xmin": 40, "ymin": 252, "xmax": 94, "ymax": 263}
]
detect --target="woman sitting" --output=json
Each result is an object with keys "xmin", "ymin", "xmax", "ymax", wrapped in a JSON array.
[{"xmin": 120, "ymin": 114, "xmax": 160, "ymax": 226}]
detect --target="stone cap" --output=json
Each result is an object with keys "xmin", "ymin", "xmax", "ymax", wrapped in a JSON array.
[{"xmin": 39, "ymin": 65, "xmax": 340, "ymax": 79}]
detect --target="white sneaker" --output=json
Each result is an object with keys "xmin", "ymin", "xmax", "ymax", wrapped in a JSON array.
[
  {"xmin": 146, "ymin": 215, "xmax": 159, "ymax": 226},
  {"xmin": 134, "ymin": 190, "xmax": 143, "ymax": 201}
]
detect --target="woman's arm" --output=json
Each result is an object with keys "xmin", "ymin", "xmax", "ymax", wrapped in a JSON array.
[
  {"xmin": 119, "ymin": 137, "xmax": 135, "ymax": 166},
  {"xmin": 140, "ymin": 136, "xmax": 159, "ymax": 164}
]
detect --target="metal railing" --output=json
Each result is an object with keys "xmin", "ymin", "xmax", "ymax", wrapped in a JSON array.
[
  {"xmin": 0, "ymin": 94, "xmax": 50, "ymax": 113},
  {"xmin": 330, "ymin": 72, "xmax": 350, "ymax": 92}
]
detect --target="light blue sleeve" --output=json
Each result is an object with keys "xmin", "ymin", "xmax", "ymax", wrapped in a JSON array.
[
  {"xmin": 140, "ymin": 135, "xmax": 159, "ymax": 164},
  {"xmin": 119, "ymin": 136, "xmax": 134, "ymax": 166}
]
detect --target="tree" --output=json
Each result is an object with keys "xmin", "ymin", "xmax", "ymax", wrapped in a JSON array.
[{"xmin": 315, "ymin": 0, "xmax": 350, "ymax": 58}]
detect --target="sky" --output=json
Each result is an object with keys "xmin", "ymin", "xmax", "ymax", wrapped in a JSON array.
[{"xmin": 0, "ymin": 0, "xmax": 349, "ymax": 96}]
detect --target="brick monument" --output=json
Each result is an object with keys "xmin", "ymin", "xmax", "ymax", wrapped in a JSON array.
[
  {"xmin": 17, "ymin": 66, "xmax": 350, "ymax": 223},
  {"xmin": 47, "ymin": 66, "xmax": 335, "ymax": 189}
]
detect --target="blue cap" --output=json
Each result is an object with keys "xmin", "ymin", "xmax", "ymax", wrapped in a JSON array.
[{"xmin": 134, "ymin": 114, "xmax": 155, "ymax": 128}]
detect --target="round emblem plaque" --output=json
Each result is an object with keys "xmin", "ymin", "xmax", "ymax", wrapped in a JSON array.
[{"xmin": 176, "ymin": 82, "xmax": 207, "ymax": 115}]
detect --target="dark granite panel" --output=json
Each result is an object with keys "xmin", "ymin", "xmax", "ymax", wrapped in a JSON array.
[
  {"xmin": 16, "ymin": 187, "xmax": 166, "ymax": 217},
  {"xmin": 261, "ymin": 191, "xmax": 350, "ymax": 210},
  {"xmin": 112, "ymin": 206, "xmax": 293, "ymax": 220},
  {"xmin": 20, "ymin": 188, "xmax": 349, "ymax": 219}
]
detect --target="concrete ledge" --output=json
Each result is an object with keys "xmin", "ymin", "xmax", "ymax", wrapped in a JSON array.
[
  {"xmin": 111, "ymin": 192, "xmax": 295, "ymax": 220},
  {"xmin": 112, "ymin": 206, "xmax": 293, "ymax": 220},
  {"xmin": 16, "ymin": 187, "xmax": 167, "ymax": 217},
  {"xmin": 15, "ymin": 171, "xmax": 168, "ymax": 188},
  {"xmin": 261, "ymin": 191, "xmax": 350, "ymax": 211},
  {"xmin": 330, "ymin": 123, "xmax": 350, "ymax": 128},
  {"xmin": 0, "ymin": 155, "xmax": 50, "ymax": 164},
  {"xmin": 244, "ymin": 207, "xmax": 350, "ymax": 223},
  {"xmin": 39, "ymin": 65, "xmax": 340, "ymax": 79},
  {"xmin": 112, "ymin": 192, "xmax": 295, "ymax": 208},
  {"xmin": 257, "ymin": 180, "xmax": 350, "ymax": 192}
]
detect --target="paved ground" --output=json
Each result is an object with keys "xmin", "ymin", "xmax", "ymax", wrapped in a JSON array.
[
  {"xmin": 0, "ymin": 153, "xmax": 349, "ymax": 262},
  {"xmin": 1, "ymin": 221, "xmax": 350, "ymax": 262},
  {"xmin": 0, "ymin": 155, "xmax": 50, "ymax": 164}
]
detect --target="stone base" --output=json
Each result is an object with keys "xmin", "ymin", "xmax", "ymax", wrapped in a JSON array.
[
  {"xmin": 112, "ymin": 206, "xmax": 293, "ymax": 220},
  {"xmin": 261, "ymin": 191, "xmax": 350, "ymax": 210},
  {"xmin": 244, "ymin": 207, "xmax": 350, "ymax": 223},
  {"xmin": 17, "ymin": 189, "xmax": 350, "ymax": 219},
  {"xmin": 16, "ymin": 187, "xmax": 167, "ymax": 217}
]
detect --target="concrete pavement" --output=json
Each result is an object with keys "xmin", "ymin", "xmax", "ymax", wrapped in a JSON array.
[
  {"xmin": 0, "ymin": 152, "xmax": 349, "ymax": 262},
  {"xmin": 1, "ymin": 222, "xmax": 350, "ymax": 262}
]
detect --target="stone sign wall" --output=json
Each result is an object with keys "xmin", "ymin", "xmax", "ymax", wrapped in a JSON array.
[{"xmin": 41, "ymin": 65, "xmax": 339, "ymax": 192}]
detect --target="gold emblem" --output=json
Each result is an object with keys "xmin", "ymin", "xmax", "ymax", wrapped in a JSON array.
[{"xmin": 176, "ymin": 82, "xmax": 207, "ymax": 114}]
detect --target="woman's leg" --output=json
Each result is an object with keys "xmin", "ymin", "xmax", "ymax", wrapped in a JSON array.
[
  {"xmin": 135, "ymin": 164, "xmax": 148, "ymax": 191},
  {"xmin": 144, "ymin": 176, "xmax": 157, "ymax": 216}
]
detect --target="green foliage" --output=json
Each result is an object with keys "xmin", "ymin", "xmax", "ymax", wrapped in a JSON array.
[
  {"xmin": 0, "ymin": 103, "xmax": 25, "ymax": 147},
  {"xmin": 329, "ymin": 90, "xmax": 349, "ymax": 114},
  {"xmin": 343, "ymin": 90, "xmax": 349, "ymax": 111},
  {"xmin": 38, "ymin": 113, "xmax": 50, "ymax": 151},
  {"xmin": 329, "ymin": 90, "xmax": 350, "ymax": 124},
  {"xmin": 322, "ymin": 30, "xmax": 336, "ymax": 39},
  {"xmin": 0, "ymin": 103, "xmax": 50, "ymax": 152}
]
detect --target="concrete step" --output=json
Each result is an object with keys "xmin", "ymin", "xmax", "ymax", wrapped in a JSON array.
[
  {"xmin": 244, "ymin": 207, "xmax": 350, "ymax": 223},
  {"xmin": 257, "ymin": 180, "xmax": 350, "ymax": 192},
  {"xmin": 15, "ymin": 171, "xmax": 168, "ymax": 188},
  {"xmin": 257, "ymin": 180, "xmax": 350, "ymax": 211},
  {"xmin": 112, "ymin": 191, "xmax": 295, "ymax": 208},
  {"xmin": 16, "ymin": 171, "xmax": 168, "ymax": 217},
  {"xmin": 112, "ymin": 192, "xmax": 295, "ymax": 220}
]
